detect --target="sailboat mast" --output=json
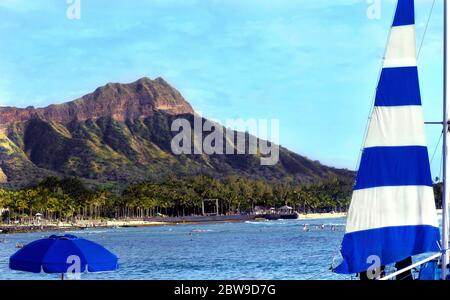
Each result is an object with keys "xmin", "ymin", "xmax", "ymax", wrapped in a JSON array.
[{"xmin": 442, "ymin": 0, "xmax": 450, "ymax": 281}]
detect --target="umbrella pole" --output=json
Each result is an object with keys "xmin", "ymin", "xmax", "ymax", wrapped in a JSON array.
[{"xmin": 61, "ymin": 273, "xmax": 64, "ymax": 280}]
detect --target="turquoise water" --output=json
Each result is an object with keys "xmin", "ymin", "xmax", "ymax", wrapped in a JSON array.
[{"xmin": 0, "ymin": 218, "xmax": 348, "ymax": 280}]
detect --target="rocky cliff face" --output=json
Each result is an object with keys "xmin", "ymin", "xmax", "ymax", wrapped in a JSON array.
[
  {"xmin": 0, "ymin": 77, "xmax": 353, "ymax": 188},
  {"xmin": 0, "ymin": 77, "xmax": 193, "ymax": 132}
]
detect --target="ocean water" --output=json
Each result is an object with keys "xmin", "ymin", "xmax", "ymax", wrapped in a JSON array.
[{"xmin": 0, "ymin": 218, "xmax": 349, "ymax": 280}]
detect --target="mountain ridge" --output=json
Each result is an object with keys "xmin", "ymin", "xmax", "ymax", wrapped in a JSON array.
[
  {"xmin": 0, "ymin": 77, "xmax": 193, "ymax": 133},
  {"xmin": 0, "ymin": 77, "xmax": 353, "ymax": 188}
]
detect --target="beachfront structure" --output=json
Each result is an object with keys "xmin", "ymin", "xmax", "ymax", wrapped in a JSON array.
[
  {"xmin": 279, "ymin": 206, "xmax": 294, "ymax": 214},
  {"xmin": 201, "ymin": 199, "xmax": 219, "ymax": 216}
]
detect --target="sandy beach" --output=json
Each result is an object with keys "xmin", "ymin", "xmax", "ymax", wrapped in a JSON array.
[{"xmin": 297, "ymin": 212, "xmax": 347, "ymax": 220}]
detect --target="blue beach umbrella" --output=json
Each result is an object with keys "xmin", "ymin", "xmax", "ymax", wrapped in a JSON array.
[{"xmin": 9, "ymin": 234, "xmax": 118, "ymax": 279}]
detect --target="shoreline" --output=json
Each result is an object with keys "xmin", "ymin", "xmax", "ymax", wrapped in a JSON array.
[
  {"xmin": 297, "ymin": 212, "xmax": 347, "ymax": 220},
  {"xmin": 0, "ymin": 212, "xmax": 347, "ymax": 234}
]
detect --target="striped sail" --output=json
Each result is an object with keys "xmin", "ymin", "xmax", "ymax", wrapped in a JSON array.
[{"xmin": 334, "ymin": 0, "xmax": 441, "ymax": 275}]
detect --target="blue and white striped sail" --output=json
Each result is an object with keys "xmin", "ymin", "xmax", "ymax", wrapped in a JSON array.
[{"xmin": 335, "ymin": 0, "xmax": 441, "ymax": 275}]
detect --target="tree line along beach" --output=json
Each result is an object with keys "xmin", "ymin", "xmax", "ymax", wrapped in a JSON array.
[{"xmin": 0, "ymin": 176, "xmax": 350, "ymax": 234}]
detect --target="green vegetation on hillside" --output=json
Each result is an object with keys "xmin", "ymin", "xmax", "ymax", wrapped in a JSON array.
[{"xmin": 0, "ymin": 111, "xmax": 354, "ymax": 188}]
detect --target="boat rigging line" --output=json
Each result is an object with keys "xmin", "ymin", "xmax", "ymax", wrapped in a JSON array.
[{"xmin": 418, "ymin": 0, "xmax": 437, "ymax": 59}]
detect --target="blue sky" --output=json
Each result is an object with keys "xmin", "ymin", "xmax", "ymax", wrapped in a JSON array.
[{"xmin": 0, "ymin": 0, "xmax": 444, "ymax": 177}]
